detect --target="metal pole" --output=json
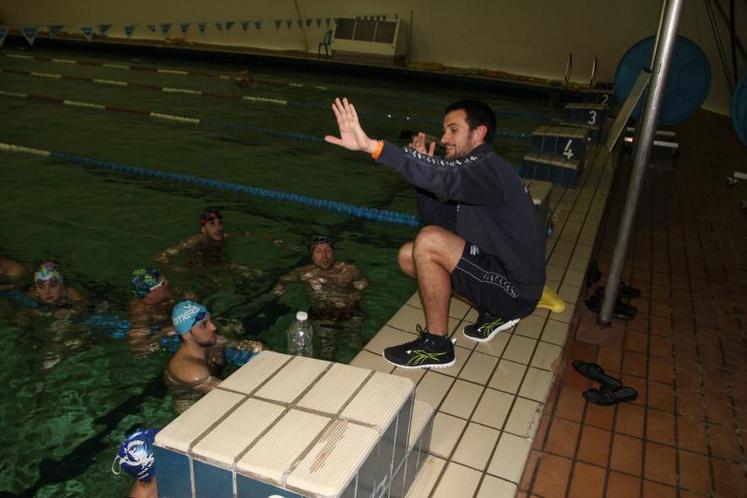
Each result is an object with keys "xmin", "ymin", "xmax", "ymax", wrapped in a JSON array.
[{"xmin": 598, "ymin": 0, "xmax": 685, "ymax": 325}]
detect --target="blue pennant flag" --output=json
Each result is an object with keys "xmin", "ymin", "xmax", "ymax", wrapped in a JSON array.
[
  {"xmin": 240, "ymin": 21, "xmax": 250, "ymax": 32},
  {"xmin": 197, "ymin": 22, "xmax": 207, "ymax": 34},
  {"xmin": 147, "ymin": 24, "xmax": 156, "ymax": 32},
  {"xmin": 225, "ymin": 21, "xmax": 234, "ymax": 31},
  {"xmin": 48, "ymin": 25, "xmax": 64, "ymax": 38},
  {"xmin": 179, "ymin": 22, "xmax": 190, "ymax": 35},
  {"xmin": 160, "ymin": 23, "xmax": 171, "ymax": 35},
  {"xmin": 274, "ymin": 20, "xmax": 282, "ymax": 30},
  {"xmin": 22, "ymin": 26, "xmax": 38, "ymax": 45},
  {"xmin": 215, "ymin": 22, "xmax": 223, "ymax": 32},
  {"xmin": 98, "ymin": 24, "xmax": 111, "ymax": 36},
  {"xmin": 81, "ymin": 25, "xmax": 94, "ymax": 41},
  {"xmin": 124, "ymin": 24, "xmax": 135, "ymax": 38},
  {"xmin": 305, "ymin": 19, "xmax": 312, "ymax": 28},
  {"xmin": 254, "ymin": 20, "xmax": 262, "ymax": 30},
  {"xmin": 316, "ymin": 18, "xmax": 322, "ymax": 28},
  {"xmin": 296, "ymin": 20, "xmax": 303, "ymax": 28},
  {"xmin": 0, "ymin": 26, "xmax": 8, "ymax": 48},
  {"xmin": 286, "ymin": 19, "xmax": 293, "ymax": 29}
]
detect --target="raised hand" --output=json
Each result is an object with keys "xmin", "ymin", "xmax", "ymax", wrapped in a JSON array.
[
  {"xmin": 324, "ymin": 98, "xmax": 378, "ymax": 153},
  {"xmin": 409, "ymin": 132, "xmax": 437, "ymax": 156}
]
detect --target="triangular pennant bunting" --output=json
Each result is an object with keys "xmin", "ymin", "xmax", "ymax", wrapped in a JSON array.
[
  {"xmin": 81, "ymin": 25, "xmax": 94, "ymax": 41},
  {"xmin": 179, "ymin": 23, "xmax": 190, "ymax": 35},
  {"xmin": 225, "ymin": 21, "xmax": 234, "ymax": 31},
  {"xmin": 0, "ymin": 26, "xmax": 8, "ymax": 47},
  {"xmin": 316, "ymin": 18, "xmax": 322, "ymax": 28},
  {"xmin": 124, "ymin": 24, "xmax": 135, "ymax": 38},
  {"xmin": 197, "ymin": 23, "xmax": 207, "ymax": 34},
  {"xmin": 98, "ymin": 24, "xmax": 111, "ymax": 36},
  {"xmin": 160, "ymin": 23, "xmax": 171, "ymax": 35},
  {"xmin": 286, "ymin": 20, "xmax": 293, "ymax": 29},
  {"xmin": 254, "ymin": 20, "xmax": 262, "ymax": 30},
  {"xmin": 48, "ymin": 25, "xmax": 63, "ymax": 38},
  {"xmin": 305, "ymin": 19, "xmax": 312, "ymax": 27},
  {"xmin": 147, "ymin": 24, "xmax": 156, "ymax": 32},
  {"xmin": 215, "ymin": 22, "xmax": 223, "ymax": 32},
  {"xmin": 22, "ymin": 26, "xmax": 38, "ymax": 45},
  {"xmin": 297, "ymin": 20, "xmax": 303, "ymax": 28},
  {"xmin": 275, "ymin": 20, "xmax": 282, "ymax": 30},
  {"xmin": 325, "ymin": 18, "xmax": 331, "ymax": 27},
  {"xmin": 240, "ymin": 21, "xmax": 250, "ymax": 32}
]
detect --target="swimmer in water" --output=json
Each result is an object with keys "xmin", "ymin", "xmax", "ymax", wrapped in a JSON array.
[
  {"xmin": 128, "ymin": 268, "xmax": 180, "ymax": 358},
  {"xmin": 26, "ymin": 261, "xmax": 86, "ymax": 314},
  {"xmin": 164, "ymin": 300, "xmax": 263, "ymax": 413},
  {"xmin": 272, "ymin": 236, "xmax": 368, "ymax": 360},
  {"xmin": 0, "ymin": 257, "xmax": 28, "ymax": 290},
  {"xmin": 112, "ymin": 428, "xmax": 159, "ymax": 498}
]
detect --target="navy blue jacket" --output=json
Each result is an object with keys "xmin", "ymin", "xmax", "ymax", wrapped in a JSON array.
[{"xmin": 376, "ymin": 141, "xmax": 546, "ymax": 301}]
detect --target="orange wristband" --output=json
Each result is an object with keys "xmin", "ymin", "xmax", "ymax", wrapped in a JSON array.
[{"xmin": 371, "ymin": 140, "xmax": 384, "ymax": 160}]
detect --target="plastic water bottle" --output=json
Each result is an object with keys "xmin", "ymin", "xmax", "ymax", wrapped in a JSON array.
[{"xmin": 287, "ymin": 311, "xmax": 314, "ymax": 357}]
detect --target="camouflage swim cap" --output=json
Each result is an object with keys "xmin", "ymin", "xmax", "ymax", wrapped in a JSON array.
[{"xmin": 130, "ymin": 268, "xmax": 163, "ymax": 299}]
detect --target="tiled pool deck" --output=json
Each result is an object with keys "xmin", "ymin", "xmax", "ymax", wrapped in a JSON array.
[{"xmin": 349, "ymin": 135, "xmax": 615, "ymax": 497}]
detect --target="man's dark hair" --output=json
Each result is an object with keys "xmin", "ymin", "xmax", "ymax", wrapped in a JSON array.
[{"xmin": 444, "ymin": 100, "xmax": 496, "ymax": 144}]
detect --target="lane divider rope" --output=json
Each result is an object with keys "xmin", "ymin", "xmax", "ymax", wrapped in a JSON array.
[{"xmin": 0, "ymin": 141, "xmax": 421, "ymax": 227}]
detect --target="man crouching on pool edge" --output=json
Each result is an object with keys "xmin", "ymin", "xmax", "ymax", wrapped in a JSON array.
[
  {"xmin": 164, "ymin": 300, "xmax": 264, "ymax": 413},
  {"xmin": 325, "ymin": 98, "xmax": 545, "ymax": 369}
]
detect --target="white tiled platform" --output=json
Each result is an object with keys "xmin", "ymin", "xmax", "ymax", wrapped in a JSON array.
[{"xmin": 350, "ymin": 143, "xmax": 615, "ymax": 497}]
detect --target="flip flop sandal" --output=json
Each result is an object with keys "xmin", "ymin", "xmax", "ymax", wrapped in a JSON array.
[
  {"xmin": 583, "ymin": 385, "xmax": 638, "ymax": 406},
  {"xmin": 572, "ymin": 360, "xmax": 623, "ymax": 390},
  {"xmin": 595, "ymin": 284, "xmax": 641, "ymax": 300},
  {"xmin": 585, "ymin": 293, "xmax": 637, "ymax": 320}
]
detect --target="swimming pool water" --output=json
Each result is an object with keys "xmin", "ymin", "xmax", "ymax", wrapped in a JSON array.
[{"xmin": 0, "ymin": 44, "xmax": 559, "ymax": 497}]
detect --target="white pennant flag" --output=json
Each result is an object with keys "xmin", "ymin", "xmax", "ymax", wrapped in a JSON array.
[
  {"xmin": 80, "ymin": 26, "xmax": 94, "ymax": 41},
  {"xmin": 0, "ymin": 26, "xmax": 8, "ymax": 47},
  {"xmin": 22, "ymin": 26, "xmax": 38, "ymax": 45}
]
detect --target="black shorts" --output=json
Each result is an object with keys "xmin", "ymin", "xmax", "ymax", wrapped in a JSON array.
[{"xmin": 450, "ymin": 241, "xmax": 537, "ymax": 319}]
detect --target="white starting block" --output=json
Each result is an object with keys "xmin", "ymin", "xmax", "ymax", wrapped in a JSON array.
[{"xmin": 154, "ymin": 351, "xmax": 434, "ymax": 498}]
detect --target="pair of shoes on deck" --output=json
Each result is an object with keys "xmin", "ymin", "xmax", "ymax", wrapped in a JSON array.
[
  {"xmin": 382, "ymin": 312, "xmax": 519, "ymax": 369},
  {"xmin": 572, "ymin": 360, "xmax": 638, "ymax": 406}
]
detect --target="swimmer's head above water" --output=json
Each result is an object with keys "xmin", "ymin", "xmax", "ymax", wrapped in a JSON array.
[
  {"xmin": 112, "ymin": 428, "xmax": 159, "ymax": 482},
  {"xmin": 34, "ymin": 261, "xmax": 65, "ymax": 304},
  {"xmin": 310, "ymin": 235, "xmax": 336, "ymax": 270},
  {"xmin": 199, "ymin": 207, "xmax": 224, "ymax": 242},
  {"xmin": 172, "ymin": 300, "xmax": 217, "ymax": 346},
  {"xmin": 130, "ymin": 268, "xmax": 169, "ymax": 300}
]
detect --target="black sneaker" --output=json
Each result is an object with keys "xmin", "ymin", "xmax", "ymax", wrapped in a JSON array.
[
  {"xmin": 463, "ymin": 311, "xmax": 519, "ymax": 343},
  {"xmin": 382, "ymin": 325, "xmax": 455, "ymax": 369}
]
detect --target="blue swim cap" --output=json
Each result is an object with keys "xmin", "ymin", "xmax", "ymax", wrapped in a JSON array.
[
  {"xmin": 112, "ymin": 428, "xmax": 159, "ymax": 482},
  {"xmin": 130, "ymin": 268, "xmax": 163, "ymax": 299},
  {"xmin": 172, "ymin": 300, "xmax": 208, "ymax": 335}
]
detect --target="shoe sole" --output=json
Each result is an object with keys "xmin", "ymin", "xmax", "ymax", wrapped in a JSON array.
[
  {"xmin": 382, "ymin": 353, "xmax": 455, "ymax": 369},
  {"xmin": 463, "ymin": 318, "xmax": 520, "ymax": 343}
]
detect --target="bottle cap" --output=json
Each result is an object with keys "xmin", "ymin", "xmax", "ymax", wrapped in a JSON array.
[{"xmin": 296, "ymin": 311, "xmax": 308, "ymax": 321}]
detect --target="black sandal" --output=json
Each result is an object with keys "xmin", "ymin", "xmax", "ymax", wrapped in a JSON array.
[
  {"xmin": 585, "ymin": 293, "xmax": 637, "ymax": 320},
  {"xmin": 583, "ymin": 385, "xmax": 638, "ymax": 406},
  {"xmin": 595, "ymin": 284, "xmax": 641, "ymax": 300},
  {"xmin": 572, "ymin": 360, "xmax": 623, "ymax": 390}
]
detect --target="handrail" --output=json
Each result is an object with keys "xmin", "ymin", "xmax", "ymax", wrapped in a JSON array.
[
  {"xmin": 590, "ymin": 57, "xmax": 598, "ymax": 87},
  {"xmin": 564, "ymin": 52, "xmax": 572, "ymax": 85}
]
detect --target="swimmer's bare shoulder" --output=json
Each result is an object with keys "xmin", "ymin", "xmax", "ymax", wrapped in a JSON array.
[{"xmin": 168, "ymin": 352, "xmax": 220, "ymax": 390}]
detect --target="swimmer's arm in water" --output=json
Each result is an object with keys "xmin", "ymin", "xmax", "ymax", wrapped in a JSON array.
[
  {"xmin": 271, "ymin": 266, "xmax": 310, "ymax": 296},
  {"xmin": 0, "ymin": 258, "xmax": 29, "ymax": 280},
  {"xmin": 225, "ymin": 232, "xmax": 284, "ymax": 246},
  {"xmin": 155, "ymin": 234, "xmax": 203, "ymax": 264},
  {"xmin": 340, "ymin": 263, "xmax": 369, "ymax": 291}
]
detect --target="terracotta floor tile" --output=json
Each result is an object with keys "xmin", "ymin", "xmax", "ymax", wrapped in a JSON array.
[
  {"xmin": 563, "ymin": 365, "xmax": 595, "ymax": 392},
  {"xmin": 605, "ymin": 471, "xmax": 641, "ymax": 498},
  {"xmin": 708, "ymin": 424, "xmax": 743, "ymax": 461},
  {"xmin": 571, "ymin": 341, "xmax": 598, "ymax": 362},
  {"xmin": 595, "ymin": 347, "xmax": 623, "ymax": 373},
  {"xmin": 567, "ymin": 462, "xmax": 606, "ymax": 498},
  {"xmin": 648, "ymin": 357, "xmax": 674, "ymax": 385},
  {"xmin": 646, "ymin": 381, "xmax": 675, "ymax": 413},
  {"xmin": 532, "ymin": 453, "xmax": 572, "ymax": 498},
  {"xmin": 641, "ymin": 480, "xmax": 676, "ymax": 498},
  {"xmin": 620, "ymin": 375, "xmax": 647, "ymax": 407},
  {"xmin": 648, "ymin": 336, "xmax": 672, "ymax": 359},
  {"xmin": 676, "ymin": 389, "xmax": 705, "ymax": 420},
  {"xmin": 677, "ymin": 449, "xmax": 712, "ymax": 494},
  {"xmin": 625, "ymin": 332, "xmax": 648, "ymax": 355},
  {"xmin": 583, "ymin": 402, "xmax": 615, "ymax": 430},
  {"xmin": 622, "ymin": 351, "xmax": 648, "ymax": 378},
  {"xmin": 643, "ymin": 441, "xmax": 677, "ymax": 485},
  {"xmin": 610, "ymin": 433, "xmax": 643, "ymax": 476},
  {"xmin": 704, "ymin": 392, "xmax": 735, "ymax": 426},
  {"xmin": 533, "ymin": 414, "xmax": 551, "ymax": 450},
  {"xmin": 555, "ymin": 388, "xmax": 586, "ymax": 423},
  {"xmin": 676, "ymin": 415, "xmax": 709, "ymax": 455},
  {"xmin": 544, "ymin": 417, "xmax": 581, "ymax": 458},
  {"xmin": 712, "ymin": 457, "xmax": 747, "ymax": 498},
  {"xmin": 646, "ymin": 409, "xmax": 676, "ymax": 446},
  {"xmin": 576, "ymin": 426, "xmax": 611, "ymax": 466},
  {"xmin": 615, "ymin": 403, "xmax": 645, "ymax": 438},
  {"xmin": 519, "ymin": 450, "xmax": 542, "ymax": 492}
]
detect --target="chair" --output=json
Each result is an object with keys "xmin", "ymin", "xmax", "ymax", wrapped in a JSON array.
[{"xmin": 318, "ymin": 30, "xmax": 332, "ymax": 59}]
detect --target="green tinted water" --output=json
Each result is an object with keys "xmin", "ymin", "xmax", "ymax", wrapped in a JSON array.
[{"xmin": 0, "ymin": 45, "xmax": 557, "ymax": 497}]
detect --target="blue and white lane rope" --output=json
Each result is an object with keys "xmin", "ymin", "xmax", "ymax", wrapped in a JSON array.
[{"xmin": 0, "ymin": 142, "xmax": 421, "ymax": 227}]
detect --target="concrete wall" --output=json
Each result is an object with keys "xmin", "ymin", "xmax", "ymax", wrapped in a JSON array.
[{"xmin": 1, "ymin": 0, "xmax": 745, "ymax": 115}]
